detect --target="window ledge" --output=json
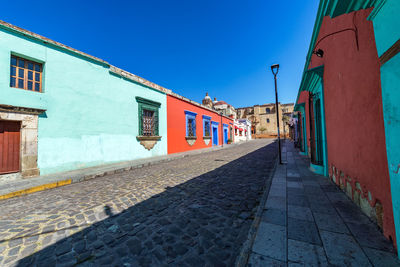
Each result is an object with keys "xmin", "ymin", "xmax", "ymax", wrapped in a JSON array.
[
  {"xmin": 203, "ymin": 136, "xmax": 211, "ymax": 146},
  {"xmin": 136, "ymin": 136, "xmax": 162, "ymax": 151},
  {"xmin": 185, "ymin": 136, "xmax": 197, "ymax": 146}
]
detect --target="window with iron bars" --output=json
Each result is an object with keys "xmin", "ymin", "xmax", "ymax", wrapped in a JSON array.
[
  {"xmin": 204, "ymin": 120, "xmax": 210, "ymax": 136},
  {"xmin": 188, "ymin": 118, "xmax": 196, "ymax": 136},
  {"xmin": 142, "ymin": 109, "xmax": 156, "ymax": 136},
  {"xmin": 136, "ymin": 97, "xmax": 160, "ymax": 136},
  {"xmin": 185, "ymin": 111, "xmax": 197, "ymax": 137}
]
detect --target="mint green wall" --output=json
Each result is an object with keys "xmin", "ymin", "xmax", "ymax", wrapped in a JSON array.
[
  {"xmin": 0, "ymin": 28, "xmax": 168, "ymax": 175},
  {"xmin": 370, "ymin": 0, "xmax": 400, "ymax": 57}
]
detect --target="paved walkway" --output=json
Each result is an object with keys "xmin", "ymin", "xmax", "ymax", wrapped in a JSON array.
[
  {"xmin": 0, "ymin": 139, "xmax": 277, "ymax": 266},
  {"xmin": 247, "ymin": 141, "xmax": 400, "ymax": 266}
]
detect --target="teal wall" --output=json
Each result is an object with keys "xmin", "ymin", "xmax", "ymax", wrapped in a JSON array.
[
  {"xmin": 371, "ymin": 0, "xmax": 400, "ymax": 252},
  {"xmin": 297, "ymin": 104, "xmax": 308, "ymax": 156},
  {"xmin": 370, "ymin": 0, "xmax": 400, "ymax": 57},
  {"xmin": 0, "ymin": 28, "xmax": 168, "ymax": 175},
  {"xmin": 309, "ymin": 82, "xmax": 328, "ymax": 177},
  {"xmin": 381, "ymin": 52, "xmax": 400, "ymax": 253}
]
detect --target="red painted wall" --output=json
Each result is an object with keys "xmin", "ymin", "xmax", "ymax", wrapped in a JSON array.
[
  {"xmin": 309, "ymin": 8, "xmax": 395, "ymax": 242},
  {"xmin": 167, "ymin": 95, "xmax": 233, "ymax": 154}
]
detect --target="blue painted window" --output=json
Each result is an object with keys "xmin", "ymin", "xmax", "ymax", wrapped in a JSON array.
[
  {"xmin": 185, "ymin": 111, "xmax": 197, "ymax": 137},
  {"xmin": 203, "ymin": 115, "xmax": 211, "ymax": 137},
  {"xmin": 266, "ymin": 108, "xmax": 271, "ymax": 113},
  {"xmin": 267, "ymin": 118, "xmax": 270, "ymax": 123}
]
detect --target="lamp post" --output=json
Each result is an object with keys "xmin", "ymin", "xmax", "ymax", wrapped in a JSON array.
[
  {"xmin": 271, "ymin": 64, "xmax": 282, "ymax": 164},
  {"xmin": 220, "ymin": 112, "xmax": 223, "ymax": 147}
]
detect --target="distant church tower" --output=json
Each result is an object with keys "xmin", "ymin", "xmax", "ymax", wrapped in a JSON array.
[{"xmin": 202, "ymin": 92, "xmax": 213, "ymax": 109}]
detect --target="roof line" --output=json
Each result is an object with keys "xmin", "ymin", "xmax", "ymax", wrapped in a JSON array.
[
  {"xmin": 168, "ymin": 92, "xmax": 233, "ymax": 120},
  {"xmin": 0, "ymin": 20, "xmax": 172, "ymax": 95}
]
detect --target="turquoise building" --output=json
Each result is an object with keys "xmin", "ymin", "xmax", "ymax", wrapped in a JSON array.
[
  {"xmin": 368, "ymin": 0, "xmax": 400, "ymax": 255},
  {"xmin": 0, "ymin": 20, "xmax": 168, "ymax": 177}
]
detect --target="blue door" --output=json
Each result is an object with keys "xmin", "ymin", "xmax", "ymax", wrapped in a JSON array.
[
  {"xmin": 212, "ymin": 126, "xmax": 218, "ymax": 146},
  {"xmin": 224, "ymin": 129, "xmax": 228, "ymax": 144}
]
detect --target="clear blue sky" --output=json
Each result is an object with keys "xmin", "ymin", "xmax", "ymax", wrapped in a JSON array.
[{"xmin": 1, "ymin": 0, "xmax": 318, "ymax": 107}]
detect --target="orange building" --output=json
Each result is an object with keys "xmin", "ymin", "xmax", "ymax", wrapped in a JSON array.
[{"xmin": 167, "ymin": 93, "xmax": 234, "ymax": 154}]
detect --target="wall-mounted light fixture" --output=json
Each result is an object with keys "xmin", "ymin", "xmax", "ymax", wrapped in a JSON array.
[{"xmin": 312, "ymin": 49, "xmax": 324, "ymax": 58}]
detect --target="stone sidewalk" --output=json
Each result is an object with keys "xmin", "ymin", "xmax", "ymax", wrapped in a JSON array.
[{"xmin": 247, "ymin": 141, "xmax": 400, "ymax": 266}]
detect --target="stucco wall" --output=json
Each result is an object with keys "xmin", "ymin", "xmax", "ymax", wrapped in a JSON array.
[
  {"xmin": 167, "ymin": 95, "xmax": 233, "ymax": 154},
  {"xmin": 0, "ymin": 28, "xmax": 168, "ymax": 175},
  {"xmin": 309, "ymin": 9, "xmax": 395, "ymax": 241}
]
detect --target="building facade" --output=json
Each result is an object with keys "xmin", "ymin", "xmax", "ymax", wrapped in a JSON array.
[
  {"xmin": 0, "ymin": 20, "xmax": 170, "ymax": 178},
  {"xmin": 167, "ymin": 93, "xmax": 233, "ymax": 154},
  {"xmin": 293, "ymin": 0, "xmax": 400, "ymax": 251},
  {"xmin": 233, "ymin": 119, "xmax": 252, "ymax": 142},
  {"xmin": 236, "ymin": 103, "xmax": 293, "ymax": 138}
]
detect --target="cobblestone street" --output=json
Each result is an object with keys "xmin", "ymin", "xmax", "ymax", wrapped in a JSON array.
[{"xmin": 0, "ymin": 139, "xmax": 277, "ymax": 266}]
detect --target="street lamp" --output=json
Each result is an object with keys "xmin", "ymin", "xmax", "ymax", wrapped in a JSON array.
[{"xmin": 271, "ymin": 64, "xmax": 282, "ymax": 164}]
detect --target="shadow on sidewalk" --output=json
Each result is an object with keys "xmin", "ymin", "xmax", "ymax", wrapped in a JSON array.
[{"xmin": 14, "ymin": 142, "xmax": 278, "ymax": 266}]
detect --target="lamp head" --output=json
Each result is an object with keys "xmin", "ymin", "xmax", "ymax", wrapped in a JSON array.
[
  {"xmin": 271, "ymin": 64, "xmax": 279, "ymax": 75},
  {"xmin": 313, "ymin": 49, "xmax": 324, "ymax": 58}
]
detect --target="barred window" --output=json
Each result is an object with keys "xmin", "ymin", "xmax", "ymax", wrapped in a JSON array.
[
  {"xmin": 142, "ymin": 109, "xmax": 155, "ymax": 136},
  {"xmin": 204, "ymin": 121, "xmax": 210, "ymax": 136},
  {"xmin": 10, "ymin": 55, "xmax": 42, "ymax": 92},
  {"xmin": 188, "ymin": 118, "xmax": 196, "ymax": 137},
  {"xmin": 185, "ymin": 111, "xmax": 197, "ymax": 137},
  {"xmin": 136, "ymin": 97, "xmax": 161, "ymax": 136}
]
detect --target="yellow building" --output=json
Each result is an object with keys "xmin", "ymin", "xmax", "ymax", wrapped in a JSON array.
[{"xmin": 236, "ymin": 103, "xmax": 294, "ymax": 138}]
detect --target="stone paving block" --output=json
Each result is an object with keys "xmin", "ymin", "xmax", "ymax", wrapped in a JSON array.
[
  {"xmin": 320, "ymin": 184, "xmax": 339, "ymax": 192},
  {"xmin": 287, "ymin": 177, "xmax": 301, "ymax": 182},
  {"xmin": 287, "ymin": 181, "xmax": 303, "ymax": 189},
  {"xmin": 287, "ymin": 205, "xmax": 313, "ymax": 221},
  {"xmin": 265, "ymin": 196, "xmax": 286, "ymax": 211},
  {"xmin": 288, "ymin": 239, "xmax": 328, "ymax": 266},
  {"xmin": 252, "ymin": 222, "xmax": 287, "ymax": 262},
  {"xmin": 303, "ymin": 185, "xmax": 324, "ymax": 195},
  {"xmin": 313, "ymin": 211, "xmax": 349, "ymax": 234},
  {"xmin": 261, "ymin": 208, "xmax": 287, "ymax": 226},
  {"xmin": 268, "ymin": 187, "xmax": 286, "ymax": 198},
  {"xmin": 335, "ymin": 202, "xmax": 372, "ymax": 225},
  {"xmin": 287, "ymin": 194, "xmax": 309, "ymax": 207},
  {"xmin": 248, "ymin": 252, "xmax": 286, "ymax": 267},
  {"xmin": 287, "ymin": 171, "xmax": 300, "ymax": 178},
  {"xmin": 325, "ymin": 191, "xmax": 353, "ymax": 204},
  {"xmin": 308, "ymin": 201, "xmax": 337, "ymax": 215},
  {"xmin": 287, "ymin": 187, "xmax": 304, "ymax": 197},
  {"xmin": 346, "ymin": 222, "xmax": 395, "ymax": 252},
  {"xmin": 363, "ymin": 247, "xmax": 400, "ymax": 267},
  {"xmin": 301, "ymin": 180, "xmax": 319, "ymax": 187},
  {"xmin": 320, "ymin": 230, "xmax": 372, "ymax": 266},
  {"xmin": 288, "ymin": 217, "xmax": 321, "ymax": 245}
]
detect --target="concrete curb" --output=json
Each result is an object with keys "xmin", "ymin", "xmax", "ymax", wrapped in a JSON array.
[
  {"xmin": 0, "ymin": 141, "xmax": 251, "ymax": 201},
  {"xmin": 234, "ymin": 148, "xmax": 279, "ymax": 267}
]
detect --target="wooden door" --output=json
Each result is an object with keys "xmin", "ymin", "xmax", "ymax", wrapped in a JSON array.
[{"xmin": 0, "ymin": 121, "xmax": 21, "ymax": 174}]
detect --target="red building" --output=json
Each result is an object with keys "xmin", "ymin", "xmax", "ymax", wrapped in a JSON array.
[
  {"xmin": 294, "ymin": 2, "xmax": 396, "ymax": 245},
  {"xmin": 167, "ymin": 93, "xmax": 234, "ymax": 154}
]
